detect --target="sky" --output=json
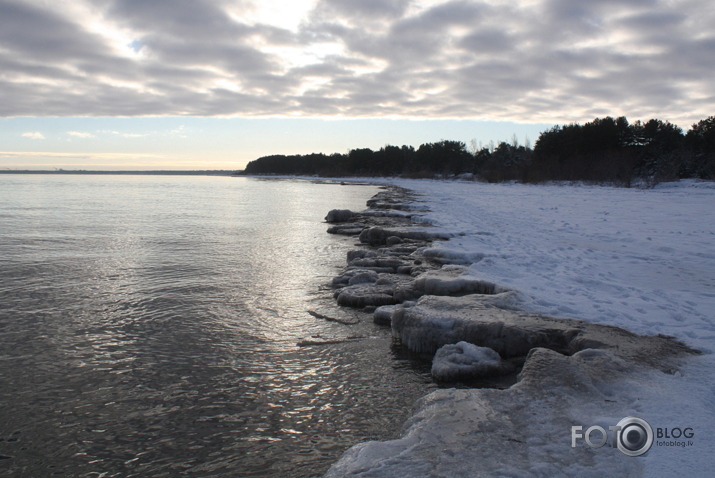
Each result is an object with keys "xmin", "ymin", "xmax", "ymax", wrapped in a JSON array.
[{"xmin": 1, "ymin": 0, "xmax": 714, "ymax": 170}]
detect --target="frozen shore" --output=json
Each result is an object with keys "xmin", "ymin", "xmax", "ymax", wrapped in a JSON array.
[{"xmin": 322, "ymin": 179, "xmax": 715, "ymax": 477}]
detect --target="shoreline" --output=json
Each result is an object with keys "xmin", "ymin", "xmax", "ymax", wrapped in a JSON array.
[{"xmin": 321, "ymin": 183, "xmax": 702, "ymax": 477}]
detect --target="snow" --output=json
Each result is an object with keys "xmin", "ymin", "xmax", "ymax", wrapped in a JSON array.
[
  {"xmin": 326, "ymin": 179, "xmax": 715, "ymax": 477},
  {"xmin": 393, "ymin": 179, "xmax": 715, "ymax": 353}
]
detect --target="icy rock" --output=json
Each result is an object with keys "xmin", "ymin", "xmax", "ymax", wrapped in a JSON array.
[
  {"xmin": 348, "ymin": 271, "xmax": 379, "ymax": 285},
  {"xmin": 392, "ymin": 284, "xmax": 421, "ymax": 303},
  {"xmin": 349, "ymin": 257, "xmax": 410, "ymax": 272},
  {"xmin": 413, "ymin": 266, "xmax": 499, "ymax": 296},
  {"xmin": 373, "ymin": 305, "xmax": 397, "ymax": 326},
  {"xmin": 391, "ymin": 294, "xmax": 695, "ymax": 369},
  {"xmin": 350, "ymin": 266, "xmax": 395, "ymax": 274},
  {"xmin": 391, "ymin": 267, "xmax": 499, "ymax": 303},
  {"xmin": 327, "ymin": 224, "xmax": 364, "ymax": 235},
  {"xmin": 378, "ymin": 245, "xmax": 421, "ymax": 256},
  {"xmin": 332, "ymin": 269, "xmax": 379, "ymax": 287},
  {"xmin": 325, "ymin": 209, "xmax": 355, "ymax": 223},
  {"xmin": 377, "ymin": 273, "xmax": 415, "ymax": 287},
  {"xmin": 324, "ymin": 348, "xmax": 645, "ymax": 478},
  {"xmin": 391, "ymin": 295, "xmax": 573, "ymax": 357},
  {"xmin": 359, "ymin": 227, "xmax": 448, "ymax": 246},
  {"xmin": 366, "ymin": 191, "xmax": 413, "ymax": 210},
  {"xmin": 431, "ymin": 342, "xmax": 510, "ymax": 381},
  {"xmin": 336, "ymin": 284, "xmax": 397, "ymax": 308},
  {"xmin": 359, "ymin": 227, "xmax": 392, "ymax": 246},
  {"xmin": 347, "ymin": 250, "xmax": 377, "ymax": 262}
]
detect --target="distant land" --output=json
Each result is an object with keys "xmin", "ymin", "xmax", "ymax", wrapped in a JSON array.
[
  {"xmin": 0, "ymin": 170, "xmax": 240, "ymax": 176},
  {"xmin": 241, "ymin": 115, "xmax": 715, "ymax": 185}
]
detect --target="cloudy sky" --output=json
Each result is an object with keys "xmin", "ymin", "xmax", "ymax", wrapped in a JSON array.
[{"xmin": 1, "ymin": 0, "xmax": 713, "ymax": 170}]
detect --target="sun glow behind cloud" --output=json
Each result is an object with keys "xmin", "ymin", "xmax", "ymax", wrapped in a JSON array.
[{"xmin": 233, "ymin": 0, "xmax": 318, "ymax": 31}]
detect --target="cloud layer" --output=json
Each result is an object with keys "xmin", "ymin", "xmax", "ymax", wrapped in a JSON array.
[{"xmin": 1, "ymin": 0, "xmax": 713, "ymax": 125}]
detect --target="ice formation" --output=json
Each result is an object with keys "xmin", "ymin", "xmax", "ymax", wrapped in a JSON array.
[
  {"xmin": 372, "ymin": 305, "xmax": 398, "ymax": 326},
  {"xmin": 323, "ymin": 179, "xmax": 715, "ymax": 477},
  {"xmin": 358, "ymin": 226, "xmax": 449, "ymax": 246},
  {"xmin": 430, "ymin": 341, "xmax": 507, "ymax": 381},
  {"xmin": 325, "ymin": 348, "xmax": 646, "ymax": 477},
  {"xmin": 325, "ymin": 209, "xmax": 355, "ymax": 223},
  {"xmin": 410, "ymin": 266, "xmax": 500, "ymax": 296}
]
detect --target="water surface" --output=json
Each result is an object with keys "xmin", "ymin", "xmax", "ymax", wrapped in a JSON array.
[{"xmin": 0, "ymin": 175, "xmax": 434, "ymax": 477}]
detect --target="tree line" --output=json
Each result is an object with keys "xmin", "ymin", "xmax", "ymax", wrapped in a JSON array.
[{"xmin": 241, "ymin": 115, "xmax": 715, "ymax": 186}]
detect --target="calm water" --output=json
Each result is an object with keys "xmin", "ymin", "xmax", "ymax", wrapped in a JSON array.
[{"xmin": 0, "ymin": 175, "xmax": 434, "ymax": 477}]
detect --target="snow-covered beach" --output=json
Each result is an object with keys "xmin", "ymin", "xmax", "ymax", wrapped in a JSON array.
[{"xmin": 326, "ymin": 179, "xmax": 715, "ymax": 477}]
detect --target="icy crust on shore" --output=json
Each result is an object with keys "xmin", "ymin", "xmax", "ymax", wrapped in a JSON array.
[
  {"xmin": 333, "ymin": 265, "xmax": 505, "ymax": 312},
  {"xmin": 385, "ymin": 180, "xmax": 715, "ymax": 354},
  {"xmin": 326, "ymin": 348, "xmax": 649, "ymax": 478},
  {"xmin": 323, "ymin": 180, "xmax": 715, "ymax": 477},
  {"xmin": 389, "ymin": 294, "xmax": 692, "ymax": 369}
]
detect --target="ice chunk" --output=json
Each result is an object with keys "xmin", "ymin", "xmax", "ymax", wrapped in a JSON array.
[
  {"xmin": 327, "ymin": 224, "xmax": 364, "ymax": 235},
  {"xmin": 413, "ymin": 266, "xmax": 499, "ymax": 296},
  {"xmin": 324, "ymin": 348, "xmax": 645, "ymax": 478},
  {"xmin": 391, "ymin": 294, "xmax": 696, "ymax": 369},
  {"xmin": 359, "ymin": 226, "xmax": 449, "ymax": 246},
  {"xmin": 349, "ymin": 257, "xmax": 410, "ymax": 271},
  {"xmin": 431, "ymin": 342, "xmax": 506, "ymax": 381},
  {"xmin": 336, "ymin": 284, "xmax": 397, "ymax": 308},
  {"xmin": 347, "ymin": 249, "xmax": 377, "ymax": 262},
  {"xmin": 373, "ymin": 305, "xmax": 397, "ymax": 325},
  {"xmin": 332, "ymin": 269, "xmax": 379, "ymax": 287},
  {"xmin": 325, "ymin": 209, "xmax": 355, "ymax": 223},
  {"xmin": 347, "ymin": 270, "xmax": 379, "ymax": 285}
]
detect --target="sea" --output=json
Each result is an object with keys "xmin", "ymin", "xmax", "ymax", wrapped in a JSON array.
[{"xmin": 0, "ymin": 174, "xmax": 435, "ymax": 477}]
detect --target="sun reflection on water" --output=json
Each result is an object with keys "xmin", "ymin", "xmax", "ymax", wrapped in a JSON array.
[{"xmin": 0, "ymin": 176, "xmax": 434, "ymax": 477}]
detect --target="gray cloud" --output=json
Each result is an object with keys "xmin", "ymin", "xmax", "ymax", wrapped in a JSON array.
[
  {"xmin": 0, "ymin": 0, "xmax": 713, "ymax": 125},
  {"xmin": 459, "ymin": 29, "xmax": 515, "ymax": 54},
  {"xmin": 0, "ymin": 1, "xmax": 107, "ymax": 61},
  {"xmin": 315, "ymin": 0, "xmax": 410, "ymax": 20}
]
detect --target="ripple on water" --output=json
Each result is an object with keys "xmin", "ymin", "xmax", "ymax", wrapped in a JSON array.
[{"xmin": 0, "ymin": 176, "xmax": 434, "ymax": 477}]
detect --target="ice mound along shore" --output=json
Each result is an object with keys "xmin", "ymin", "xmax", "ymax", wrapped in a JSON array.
[
  {"xmin": 390, "ymin": 294, "xmax": 695, "ymax": 368},
  {"xmin": 324, "ymin": 186, "xmax": 423, "ymax": 236},
  {"xmin": 324, "ymin": 208, "xmax": 354, "ymax": 223},
  {"xmin": 358, "ymin": 226, "xmax": 450, "ymax": 246},
  {"xmin": 327, "ymin": 302, "xmax": 697, "ymax": 478},
  {"xmin": 334, "ymin": 266, "xmax": 504, "ymax": 313},
  {"xmin": 325, "ymin": 347, "xmax": 665, "ymax": 478},
  {"xmin": 431, "ymin": 341, "xmax": 515, "ymax": 381}
]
